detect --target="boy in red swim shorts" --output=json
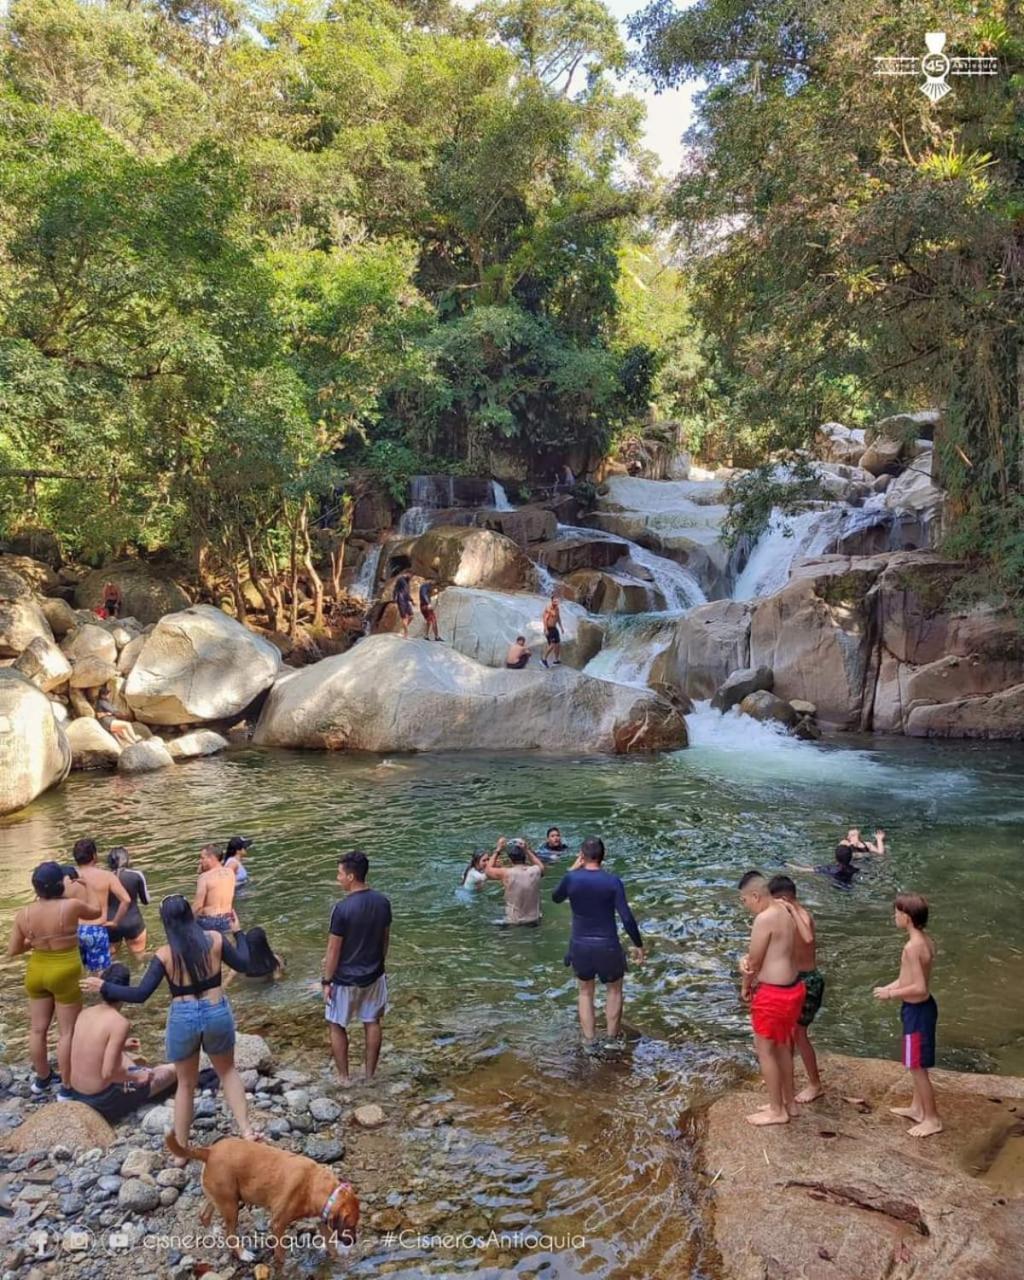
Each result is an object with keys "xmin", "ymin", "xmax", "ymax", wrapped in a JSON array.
[{"xmin": 738, "ymin": 870, "xmax": 805, "ymax": 1128}]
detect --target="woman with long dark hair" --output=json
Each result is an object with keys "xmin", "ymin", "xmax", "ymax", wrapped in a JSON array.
[
  {"xmin": 81, "ymin": 895, "xmax": 257, "ymax": 1156},
  {"xmin": 240, "ymin": 927, "xmax": 285, "ymax": 982},
  {"xmin": 106, "ymin": 847, "xmax": 149, "ymax": 956}
]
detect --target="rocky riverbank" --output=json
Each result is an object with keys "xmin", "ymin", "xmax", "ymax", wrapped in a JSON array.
[{"xmin": 695, "ymin": 1053, "xmax": 1024, "ymax": 1280}]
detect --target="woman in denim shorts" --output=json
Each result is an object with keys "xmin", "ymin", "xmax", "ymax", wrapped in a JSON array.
[{"xmin": 82, "ymin": 896, "xmax": 259, "ymax": 1159}]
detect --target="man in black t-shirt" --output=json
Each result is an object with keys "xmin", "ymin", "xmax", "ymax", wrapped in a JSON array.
[{"xmin": 322, "ymin": 851, "xmax": 392, "ymax": 1084}]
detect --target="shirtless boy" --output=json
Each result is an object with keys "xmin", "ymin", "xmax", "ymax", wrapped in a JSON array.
[
  {"xmin": 873, "ymin": 892, "xmax": 942, "ymax": 1138},
  {"xmin": 193, "ymin": 845, "xmax": 239, "ymax": 934},
  {"xmin": 738, "ymin": 870, "xmax": 806, "ymax": 1127},
  {"xmin": 541, "ymin": 594, "xmax": 562, "ymax": 668},
  {"xmin": 768, "ymin": 875, "xmax": 823, "ymax": 1102},
  {"xmin": 60, "ymin": 962, "xmax": 176, "ymax": 1122},
  {"xmin": 72, "ymin": 839, "xmax": 131, "ymax": 973}
]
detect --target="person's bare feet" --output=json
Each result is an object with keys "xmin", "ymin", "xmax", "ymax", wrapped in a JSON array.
[
  {"xmin": 336, "ymin": 1074, "xmax": 353, "ymax": 1088},
  {"xmin": 889, "ymin": 1105, "xmax": 923, "ymax": 1121},
  {"xmin": 796, "ymin": 1085, "xmax": 824, "ymax": 1103},
  {"xmin": 908, "ymin": 1118, "xmax": 943, "ymax": 1138},
  {"xmin": 747, "ymin": 1107, "xmax": 790, "ymax": 1126}
]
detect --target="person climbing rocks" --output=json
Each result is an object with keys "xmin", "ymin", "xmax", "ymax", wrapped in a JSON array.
[{"xmin": 541, "ymin": 593, "xmax": 562, "ymax": 668}]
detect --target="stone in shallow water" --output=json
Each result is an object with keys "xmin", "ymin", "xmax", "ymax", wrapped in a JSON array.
[
  {"xmin": 352, "ymin": 1104, "xmax": 386, "ymax": 1129},
  {"xmin": 304, "ymin": 1136, "xmax": 345, "ymax": 1164},
  {"xmin": 309, "ymin": 1097, "xmax": 341, "ymax": 1123}
]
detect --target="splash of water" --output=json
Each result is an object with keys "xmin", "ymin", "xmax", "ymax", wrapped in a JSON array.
[{"xmin": 583, "ymin": 613, "xmax": 681, "ymax": 687}]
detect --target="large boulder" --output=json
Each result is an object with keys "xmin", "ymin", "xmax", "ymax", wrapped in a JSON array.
[
  {"xmin": 817, "ymin": 422, "xmax": 866, "ymax": 465},
  {"xmin": 650, "ymin": 601, "xmax": 753, "ymax": 701},
  {"xmin": 711, "ymin": 665, "xmax": 773, "ymax": 713},
  {"xmin": 408, "ymin": 527, "xmax": 536, "ymax": 592},
  {"xmin": 38, "ymin": 595, "xmax": 77, "ymax": 638},
  {"xmin": 905, "ymin": 682, "xmax": 1024, "ymax": 738},
  {"xmin": 857, "ymin": 435, "xmax": 904, "ymax": 476},
  {"xmin": 1, "ymin": 1101, "xmax": 114, "ymax": 1154},
  {"xmin": 738, "ymin": 688, "xmax": 798, "ymax": 728},
  {"xmin": 117, "ymin": 738, "xmax": 175, "ymax": 773},
  {"xmin": 68, "ymin": 656, "xmax": 118, "ymax": 690},
  {"xmin": 749, "ymin": 560, "xmax": 881, "ymax": 729},
  {"xmin": 562, "ymin": 570, "xmax": 660, "ymax": 615},
  {"xmin": 61, "ymin": 624, "xmax": 117, "ymax": 666},
  {"xmin": 253, "ymin": 635, "xmax": 686, "ymax": 754},
  {"xmin": 432, "ymin": 588, "xmax": 591, "ymax": 669},
  {"xmin": 883, "ymin": 457, "xmax": 944, "ymax": 519},
  {"xmin": 701, "ymin": 1052, "xmax": 1024, "ymax": 1280},
  {"xmin": 117, "ymin": 631, "xmax": 147, "ymax": 675},
  {"xmin": 124, "ymin": 605, "xmax": 282, "ymax": 725},
  {"xmin": 13, "ymin": 636, "xmax": 72, "ymax": 693},
  {"xmin": 0, "ymin": 570, "xmax": 54, "ymax": 658},
  {"xmin": 0, "ymin": 671, "xmax": 71, "ymax": 815},
  {"xmin": 534, "ymin": 536, "xmax": 629, "ymax": 576},
  {"xmin": 0, "ymin": 553, "xmax": 59, "ymax": 595},
  {"xmin": 471, "ymin": 505, "xmax": 557, "ymax": 546},
  {"xmin": 66, "ymin": 718, "xmax": 122, "ymax": 769},
  {"xmin": 75, "ymin": 561, "xmax": 190, "ymax": 625}
]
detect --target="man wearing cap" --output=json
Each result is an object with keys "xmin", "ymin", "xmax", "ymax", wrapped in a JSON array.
[{"xmin": 222, "ymin": 836, "xmax": 252, "ymax": 886}]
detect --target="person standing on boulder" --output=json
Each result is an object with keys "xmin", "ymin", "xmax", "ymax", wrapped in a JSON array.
[
  {"xmin": 322, "ymin": 851, "xmax": 392, "ymax": 1085},
  {"xmin": 737, "ymin": 870, "xmax": 805, "ymax": 1127},
  {"xmin": 541, "ymin": 593, "xmax": 562, "ymax": 667},
  {"xmin": 768, "ymin": 875, "xmax": 823, "ymax": 1103},
  {"xmin": 419, "ymin": 580, "xmax": 442, "ymax": 641},
  {"xmin": 873, "ymin": 893, "xmax": 942, "ymax": 1138},
  {"xmin": 551, "ymin": 837, "xmax": 644, "ymax": 1046},
  {"xmin": 72, "ymin": 838, "xmax": 131, "ymax": 974},
  {"xmin": 393, "ymin": 573, "xmax": 414, "ymax": 639}
]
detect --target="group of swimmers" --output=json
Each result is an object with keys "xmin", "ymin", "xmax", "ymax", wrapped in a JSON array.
[{"xmin": 6, "ymin": 817, "xmax": 943, "ymax": 1159}]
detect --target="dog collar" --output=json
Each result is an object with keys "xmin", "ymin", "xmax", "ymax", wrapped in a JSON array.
[{"xmin": 321, "ymin": 1182, "xmax": 351, "ymax": 1222}]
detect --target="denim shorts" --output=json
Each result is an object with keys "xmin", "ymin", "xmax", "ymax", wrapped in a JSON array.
[{"xmin": 165, "ymin": 997, "xmax": 236, "ymax": 1062}]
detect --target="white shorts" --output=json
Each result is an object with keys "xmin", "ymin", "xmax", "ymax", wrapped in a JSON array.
[{"xmin": 325, "ymin": 975, "xmax": 389, "ymax": 1026}]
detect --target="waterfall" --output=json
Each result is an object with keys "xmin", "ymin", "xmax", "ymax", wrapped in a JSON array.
[
  {"xmin": 409, "ymin": 475, "xmax": 455, "ymax": 508},
  {"xmin": 583, "ymin": 613, "xmax": 680, "ymax": 687},
  {"xmin": 556, "ymin": 525, "xmax": 707, "ymax": 612},
  {"xmin": 490, "ymin": 481, "xmax": 514, "ymax": 511},
  {"xmin": 351, "ymin": 544, "xmax": 383, "ymax": 600},
  {"xmin": 533, "ymin": 560, "xmax": 557, "ymax": 595},
  {"xmin": 397, "ymin": 507, "xmax": 432, "ymax": 537},
  {"xmin": 731, "ymin": 507, "xmax": 843, "ymax": 601}
]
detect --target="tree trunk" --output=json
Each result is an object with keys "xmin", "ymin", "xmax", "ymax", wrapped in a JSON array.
[
  {"xmin": 228, "ymin": 565, "xmax": 248, "ymax": 628},
  {"xmin": 299, "ymin": 501, "xmax": 324, "ymax": 627},
  {"xmin": 288, "ymin": 521, "xmax": 299, "ymax": 639},
  {"xmin": 243, "ymin": 532, "xmax": 280, "ymax": 632}
]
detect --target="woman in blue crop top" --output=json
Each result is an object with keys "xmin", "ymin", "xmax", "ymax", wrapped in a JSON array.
[{"xmin": 81, "ymin": 895, "xmax": 258, "ymax": 1157}]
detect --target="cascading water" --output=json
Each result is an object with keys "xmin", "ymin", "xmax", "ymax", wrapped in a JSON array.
[
  {"xmin": 490, "ymin": 481, "xmax": 514, "ymax": 511},
  {"xmin": 351, "ymin": 544, "xmax": 383, "ymax": 600},
  {"xmin": 583, "ymin": 613, "xmax": 681, "ymax": 687},
  {"xmin": 397, "ymin": 507, "xmax": 432, "ymax": 537},
  {"xmin": 557, "ymin": 525, "xmax": 707, "ymax": 612},
  {"xmin": 731, "ymin": 507, "xmax": 843, "ymax": 601}
]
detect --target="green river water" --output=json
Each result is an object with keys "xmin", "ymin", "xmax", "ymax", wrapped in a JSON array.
[{"xmin": 1, "ymin": 713, "xmax": 1023, "ymax": 1277}]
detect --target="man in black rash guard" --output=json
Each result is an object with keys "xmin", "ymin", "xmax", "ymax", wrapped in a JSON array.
[{"xmin": 551, "ymin": 837, "xmax": 644, "ymax": 1046}]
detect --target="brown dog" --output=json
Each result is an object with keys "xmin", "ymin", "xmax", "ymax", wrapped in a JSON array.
[{"xmin": 166, "ymin": 1132, "xmax": 359, "ymax": 1265}]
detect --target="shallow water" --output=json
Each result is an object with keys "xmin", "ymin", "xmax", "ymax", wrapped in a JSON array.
[{"xmin": 2, "ymin": 726, "xmax": 1023, "ymax": 1275}]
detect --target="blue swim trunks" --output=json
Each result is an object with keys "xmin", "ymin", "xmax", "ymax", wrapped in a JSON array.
[
  {"xmin": 78, "ymin": 923, "xmax": 112, "ymax": 973},
  {"xmin": 901, "ymin": 996, "xmax": 938, "ymax": 1070}
]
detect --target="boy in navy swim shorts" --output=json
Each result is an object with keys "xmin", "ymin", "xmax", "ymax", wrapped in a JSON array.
[{"xmin": 873, "ymin": 892, "xmax": 942, "ymax": 1138}]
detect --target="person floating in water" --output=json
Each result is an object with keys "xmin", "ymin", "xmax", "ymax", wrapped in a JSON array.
[
  {"xmin": 537, "ymin": 826, "xmax": 568, "ymax": 864},
  {"xmin": 839, "ymin": 827, "xmax": 886, "ymax": 856},
  {"xmin": 789, "ymin": 844, "xmax": 860, "ymax": 887},
  {"xmin": 419, "ymin": 580, "xmax": 442, "ymax": 641},
  {"xmin": 768, "ymin": 875, "xmax": 823, "ymax": 1103},
  {"xmin": 541, "ymin": 593, "xmax": 562, "ymax": 668},
  {"xmin": 873, "ymin": 893, "xmax": 942, "ymax": 1138},
  {"xmin": 483, "ymin": 837, "xmax": 545, "ymax": 926},
  {"xmin": 505, "ymin": 636, "xmax": 531, "ymax": 669},
  {"xmin": 193, "ymin": 845, "xmax": 239, "ymax": 934},
  {"xmin": 322, "ymin": 851, "xmax": 392, "ymax": 1085},
  {"xmin": 737, "ymin": 870, "xmax": 805, "ymax": 1127},
  {"xmin": 551, "ymin": 837, "xmax": 643, "ymax": 1046},
  {"xmin": 393, "ymin": 573, "xmax": 414, "ymax": 639}
]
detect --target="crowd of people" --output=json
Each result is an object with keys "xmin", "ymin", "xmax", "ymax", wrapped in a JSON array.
[{"xmin": 4, "ymin": 818, "xmax": 942, "ymax": 1162}]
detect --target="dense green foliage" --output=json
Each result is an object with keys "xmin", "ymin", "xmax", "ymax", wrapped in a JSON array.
[
  {"xmin": 632, "ymin": 0, "xmax": 1024, "ymax": 599},
  {"xmin": 0, "ymin": 0, "xmax": 675, "ymax": 603}
]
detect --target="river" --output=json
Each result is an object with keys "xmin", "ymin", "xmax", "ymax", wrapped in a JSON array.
[{"xmin": 2, "ymin": 721, "xmax": 1023, "ymax": 1277}]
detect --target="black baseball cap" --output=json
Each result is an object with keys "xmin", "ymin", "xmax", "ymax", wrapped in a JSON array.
[
  {"xmin": 225, "ymin": 836, "xmax": 253, "ymax": 854},
  {"xmin": 32, "ymin": 862, "xmax": 66, "ymax": 893}
]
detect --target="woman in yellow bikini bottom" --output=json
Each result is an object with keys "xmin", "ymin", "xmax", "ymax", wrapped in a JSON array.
[{"xmin": 25, "ymin": 946, "xmax": 83, "ymax": 1005}]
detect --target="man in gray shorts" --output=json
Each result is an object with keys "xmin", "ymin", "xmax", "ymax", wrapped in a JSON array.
[{"xmin": 322, "ymin": 851, "xmax": 392, "ymax": 1085}]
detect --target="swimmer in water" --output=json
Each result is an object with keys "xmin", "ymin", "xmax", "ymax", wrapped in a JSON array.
[
  {"xmin": 461, "ymin": 851, "xmax": 489, "ymax": 891},
  {"xmin": 222, "ymin": 836, "xmax": 252, "ymax": 887}
]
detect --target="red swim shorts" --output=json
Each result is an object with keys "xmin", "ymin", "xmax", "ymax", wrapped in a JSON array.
[
  {"xmin": 420, "ymin": 606, "xmax": 436, "ymax": 624},
  {"xmin": 751, "ymin": 979, "xmax": 807, "ymax": 1044}
]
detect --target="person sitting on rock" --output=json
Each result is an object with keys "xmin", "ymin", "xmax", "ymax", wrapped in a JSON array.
[
  {"xmin": 59, "ymin": 961, "xmax": 176, "ymax": 1122},
  {"xmin": 92, "ymin": 682, "xmax": 141, "ymax": 746},
  {"xmin": 393, "ymin": 573, "xmax": 414, "ymax": 639},
  {"xmin": 505, "ymin": 636, "xmax": 531, "ymax": 669}
]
